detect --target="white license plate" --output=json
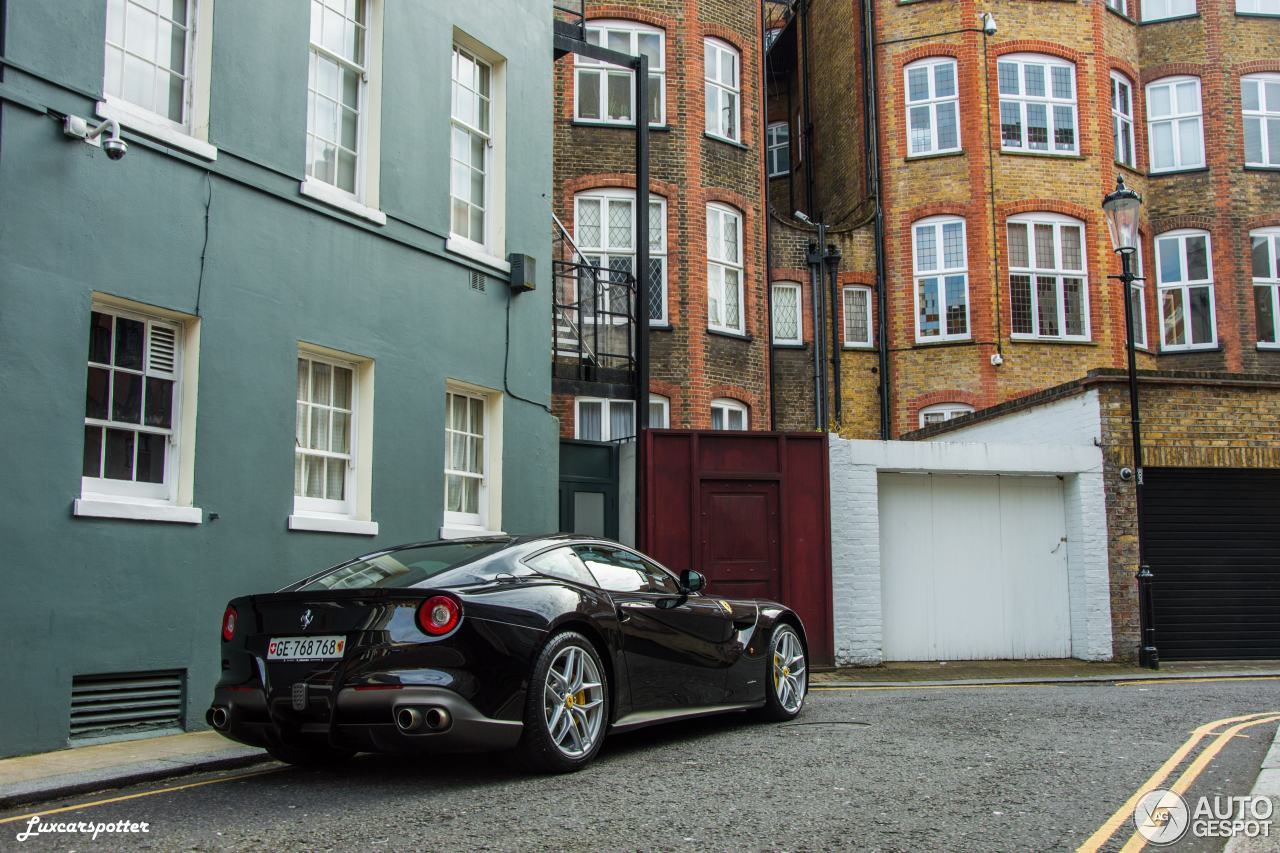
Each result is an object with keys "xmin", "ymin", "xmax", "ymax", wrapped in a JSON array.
[{"xmin": 267, "ymin": 635, "xmax": 346, "ymax": 661}]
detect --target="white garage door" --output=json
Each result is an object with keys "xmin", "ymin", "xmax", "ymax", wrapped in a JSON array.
[{"xmin": 879, "ymin": 473, "xmax": 1070, "ymax": 660}]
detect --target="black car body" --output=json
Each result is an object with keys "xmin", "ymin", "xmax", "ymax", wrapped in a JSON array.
[{"xmin": 209, "ymin": 534, "xmax": 809, "ymax": 770}]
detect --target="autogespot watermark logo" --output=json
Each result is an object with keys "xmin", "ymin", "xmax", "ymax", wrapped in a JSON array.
[
  {"xmin": 1134, "ymin": 789, "xmax": 1274, "ymax": 845},
  {"xmin": 14, "ymin": 816, "xmax": 151, "ymax": 843}
]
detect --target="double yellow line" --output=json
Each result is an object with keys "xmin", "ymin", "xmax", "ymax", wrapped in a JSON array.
[{"xmin": 1076, "ymin": 711, "xmax": 1280, "ymax": 853}]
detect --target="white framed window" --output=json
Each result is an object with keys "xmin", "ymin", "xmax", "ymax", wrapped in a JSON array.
[
  {"xmin": 771, "ymin": 281, "xmax": 803, "ymax": 344},
  {"xmin": 998, "ymin": 54, "xmax": 1078, "ymax": 155},
  {"xmin": 1111, "ymin": 72, "xmax": 1137, "ymax": 168},
  {"xmin": 100, "ymin": 0, "xmax": 216, "ymax": 159},
  {"xmin": 575, "ymin": 21, "xmax": 665, "ymax": 126},
  {"xmin": 648, "ymin": 394, "xmax": 670, "ymax": 429},
  {"xmin": 1143, "ymin": 0, "xmax": 1195, "ymax": 20},
  {"xmin": 1155, "ymin": 230, "xmax": 1217, "ymax": 351},
  {"xmin": 1008, "ymin": 214, "xmax": 1089, "ymax": 341},
  {"xmin": 765, "ymin": 27, "xmax": 782, "ymax": 49},
  {"xmin": 81, "ymin": 302, "xmax": 189, "ymax": 509},
  {"xmin": 451, "ymin": 45, "xmax": 490, "ymax": 246},
  {"xmin": 843, "ymin": 285, "xmax": 874, "ymax": 347},
  {"xmin": 1106, "ymin": 0, "xmax": 1129, "ymax": 15},
  {"xmin": 303, "ymin": 0, "xmax": 385, "ymax": 218},
  {"xmin": 919, "ymin": 403, "xmax": 974, "ymax": 427},
  {"xmin": 443, "ymin": 383, "xmax": 502, "ymax": 535},
  {"xmin": 708, "ymin": 203, "xmax": 745, "ymax": 334},
  {"xmin": 1237, "ymin": 0, "xmax": 1280, "ymax": 13},
  {"xmin": 767, "ymin": 121, "xmax": 791, "ymax": 176},
  {"xmin": 1129, "ymin": 239, "xmax": 1149, "ymax": 350},
  {"xmin": 1251, "ymin": 229, "xmax": 1280, "ymax": 347},
  {"xmin": 1147, "ymin": 77, "xmax": 1203, "ymax": 173},
  {"xmin": 711, "ymin": 398, "xmax": 748, "ymax": 431},
  {"xmin": 913, "ymin": 216, "xmax": 970, "ymax": 341},
  {"xmin": 576, "ymin": 397, "xmax": 635, "ymax": 442},
  {"xmin": 704, "ymin": 38, "xmax": 741, "ymax": 143},
  {"xmin": 575, "ymin": 189, "xmax": 667, "ymax": 325},
  {"xmin": 1243, "ymin": 74, "xmax": 1280, "ymax": 168},
  {"xmin": 905, "ymin": 58, "xmax": 960, "ymax": 156}
]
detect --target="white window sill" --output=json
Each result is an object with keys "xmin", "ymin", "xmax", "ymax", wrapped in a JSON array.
[
  {"xmin": 439, "ymin": 524, "xmax": 506, "ymax": 541},
  {"xmin": 1259, "ymin": 343, "xmax": 1280, "ymax": 350},
  {"xmin": 288, "ymin": 514, "xmax": 380, "ymax": 536},
  {"xmin": 299, "ymin": 179, "xmax": 387, "ymax": 225},
  {"xmin": 1009, "ymin": 335, "xmax": 1094, "ymax": 344},
  {"xmin": 446, "ymin": 237, "xmax": 511, "ymax": 273},
  {"xmin": 97, "ymin": 99, "xmax": 218, "ymax": 161},
  {"xmin": 74, "ymin": 498, "xmax": 203, "ymax": 524}
]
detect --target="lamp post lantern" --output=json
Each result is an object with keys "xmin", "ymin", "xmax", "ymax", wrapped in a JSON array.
[{"xmin": 1102, "ymin": 174, "xmax": 1158, "ymax": 669}]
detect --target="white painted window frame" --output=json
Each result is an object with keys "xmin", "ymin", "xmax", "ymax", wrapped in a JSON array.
[
  {"xmin": 1251, "ymin": 228, "xmax": 1280, "ymax": 348},
  {"xmin": 99, "ymin": 0, "xmax": 217, "ymax": 160},
  {"xmin": 1237, "ymin": 0, "xmax": 1280, "ymax": 13},
  {"xmin": 919, "ymin": 403, "xmax": 975, "ymax": 428},
  {"xmin": 1146, "ymin": 76, "xmax": 1204, "ymax": 173},
  {"xmin": 1155, "ymin": 229, "xmax": 1218, "ymax": 352},
  {"xmin": 573, "ymin": 188, "xmax": 668, "ymax": 326},
  {"xmin": 771, "ymin": 281, "xmax": 803, "ymax": 344},
  {"xmin": 997, "ymin": 53, "xmax": 1079, "ymax": 155},
  {"xmin": 710, "ymin": 398, "xmax": 749, "ymax": 431},
  {"xmin": 1243, "ymin": 73, "xmax": 1280, "ymax": 168},
  {"xmin": 75, "ymin": 296, "xmax": 202, "ymax": 525},
  {"xmin": 574, "ymin": 397, "xmax": 636, "ymax": 442},
  {"xmin": 441, "ymin": 381, "xmax": 503, "ymax": 538},
  {"xmin": 843, "ymin": 285, "xmax": 874, "ymax": 348},
  {"xmin": 707, "ymin": 203, "xmax": 745, "ymax": 334},
  {"xmin": 704, "ymin": 38, "xmax": 741, "ymax": 143},
  {"xmin": 1129, "ymin": 238, "xmax": 1149, "ymax": 350},
  {"xmin": 1106, "ymin": 0, "xmax": 1129, "ymax": 15},
  {"xmin": 1111, "ymin": 71, "xmax": 1137, "ymax": 168},
  {"xmin": 648, "ymin": 394, "xmax": 670, "ymax": 429},
  {"xmin": 913, "ymin": 216, "xmax": 971, "ymax": 342},
  {"xmin": 447, "ymin": 34, "xmax": 507, "ymax": 266},
  {"xmin": 766, "ymin": 120, "xmax": 791, "ymax": 176},
  {"xmin": 1143, "ymin": 0, "xmax": 1196, "ymax": 21},
  {"xmin": 574, "ymin": 20, "xmax": 666, "ymax": 126},
  {"xmin": 1007, "ymin": 212, "xmax": 1091, "ymax": 342},
  {"xmin": 905, "ymin": 57, "xmax": 961, "ymax": 156}
]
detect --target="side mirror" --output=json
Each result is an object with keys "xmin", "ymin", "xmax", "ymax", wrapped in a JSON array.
[{"xmin": 680, "ymin": 569, "xmax": 706, "ymax": 593}]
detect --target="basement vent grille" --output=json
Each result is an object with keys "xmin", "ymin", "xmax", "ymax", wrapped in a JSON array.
[
  {"xmin": 470, "ymin": 270, "xmax": 486, "ymax": 292},
  {"xmin": 69, "ymin": 670, "xmax": 185, "ymax": 741}
]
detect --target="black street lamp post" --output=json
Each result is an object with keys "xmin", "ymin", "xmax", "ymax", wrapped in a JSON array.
[{"xmin": 1102, "ymin": 175, "xmax": 1158, "ymax": 670}]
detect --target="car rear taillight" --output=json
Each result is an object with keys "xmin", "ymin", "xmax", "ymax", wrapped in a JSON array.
[
  {"xmin": 221, "ymin": 605, "xmax": 238, "ymax": 642},
  {"xmin": 416, "ymin": 595, "xmax": 461, "ymax": 636}
]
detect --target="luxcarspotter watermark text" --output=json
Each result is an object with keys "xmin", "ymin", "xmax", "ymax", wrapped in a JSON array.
[{"xmin": 15, "ymin": 815, "xmax": 150, "ymax": 842}]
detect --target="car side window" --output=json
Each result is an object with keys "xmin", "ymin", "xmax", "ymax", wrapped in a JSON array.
[
  {"xmin": 573, "ymin": 546, "xmax": 649, "ymax": 593},
  {"xmin": 525, "ymin": 547, "xmax": 597, "ymax": 587},
  {"xmin": 615, "ymin": 548, "xmax": 682, "ymax": 595}
]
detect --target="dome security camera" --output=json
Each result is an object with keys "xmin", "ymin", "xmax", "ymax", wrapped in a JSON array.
[
  {"xmin": 102, "ymin": 136, "xmax": 128, "ymax": 161},
  {"xmin": 981, "ymin": 12, "xmax": 997, "ymax": 35}
]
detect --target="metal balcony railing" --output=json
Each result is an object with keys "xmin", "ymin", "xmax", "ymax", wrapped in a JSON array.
[{"xmin": 552, "ymin": 213, "xmax": 636, "ymax": 379}]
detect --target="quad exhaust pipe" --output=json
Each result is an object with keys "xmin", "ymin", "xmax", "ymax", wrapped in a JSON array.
[
  {"xmin": 394, "ymin": 706, "xmax": 451, "ymax": 733},
  {"xmin": 208, "ymin": 706, "xmax": 229, "ymax": 730}
]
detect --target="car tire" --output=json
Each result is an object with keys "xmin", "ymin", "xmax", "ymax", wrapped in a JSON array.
[
  {"xmin": 758, "ymin": 623, "xmax": 807, "ymax": 722},
  {"xmin": 516, "ymin": 630, "xmax": 609, "ymax": 774},
  {"xmin": 265, "ymin": 742, "xmax": 355, "ymax": 766}
]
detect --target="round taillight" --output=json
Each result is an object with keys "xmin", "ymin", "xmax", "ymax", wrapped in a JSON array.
[
  {"xmin": 221, "ymin": 606, "xmax": 238, "ymax": 642},
  {"xmin": 416, "ymin": 595, "xmax": 461, "ymax": 636}
]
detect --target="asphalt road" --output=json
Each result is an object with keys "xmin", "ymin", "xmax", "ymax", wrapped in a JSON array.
[{"xmin": 2, "ymin": 679, "xmax": 1276, "ymax": 852}]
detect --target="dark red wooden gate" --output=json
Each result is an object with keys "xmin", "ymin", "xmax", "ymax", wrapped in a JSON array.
[{"xmin": 642, "ymin": 431, "xmax": 833, "ymax": 666}]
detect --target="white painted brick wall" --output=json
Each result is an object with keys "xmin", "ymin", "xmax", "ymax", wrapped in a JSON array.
[{"xmin": 932, "ymin": 390, "xmax": 1102, "ymax": 447}]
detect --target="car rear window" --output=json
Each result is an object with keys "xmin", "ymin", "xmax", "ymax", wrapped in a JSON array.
[{"xmin": 296, "ymin": 541, "xmax": 509, "ymax": 591}]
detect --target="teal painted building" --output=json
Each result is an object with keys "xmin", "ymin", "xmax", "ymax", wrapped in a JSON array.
[{"xmin": 0, "ymin": 0, "xmax": 557, "ymax": 758}]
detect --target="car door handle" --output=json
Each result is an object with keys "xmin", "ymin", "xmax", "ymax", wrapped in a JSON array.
[{"xmin": 616, "ymin": 607, "xmax": 631, "ymax": 623}]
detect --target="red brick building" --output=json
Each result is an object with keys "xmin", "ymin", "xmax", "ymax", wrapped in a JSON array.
[
  {"xmin": 552, "ymin": 0, "xmax": 772, "ymax": 440},
  {"xmin": 765, "ymin": 0, "xmax": 1280, "ymax": 437}
]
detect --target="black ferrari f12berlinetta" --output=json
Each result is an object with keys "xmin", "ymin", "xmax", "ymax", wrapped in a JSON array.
[{"xmin": 209, "ymin": 534, "xmax": 808, "ymax": 772}]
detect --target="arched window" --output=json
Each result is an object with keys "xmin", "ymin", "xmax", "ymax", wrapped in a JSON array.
[
  {"xmin": 704, "ymin": 38, "xmax": 741, "ymax": 142},
  {"xmin": 1243, "ymin": 73, "xmax": 1280, "ymax": 168},
  {"xmin": 575, "ymin": 21, "xmax": 665, "ymax": 126},
  {"xmin": 1155, "ymin": 229, "xmax": 1216, "ymax": 350},
  {"xmin": 905, "ymin": 57, "xmax": 960, "ymax": 156},
  {"xmin": 998, "ymin": 54, "xmax": 1078, "ymax": 155},
  {"xmin": 912, "ymin": 216, "xmax": 969, "ymax": 342},
  {"xmin": 1007, "ymin": 213, "xmax": 1089, "ymax": 341},
  {"xmin": 1254, "ymin": 229, "xmax": 1280, "ymax": 347},
  {"xmin": 707, "ymin": 203, "xmax": 744, "ymax": 334},
  {"xmin": 1111, "ymin": 71, "xmax": 1136, "ymax": 168},
  {"xmin": 1147, "ymin": 76, "xmax": 1204, "ymax": 172},
  {"xmin": 771, "ymin": 281, "xmax": 803, "ymax": 344},
  {"xmin": 843, "ymin": 286, "xmax": 874, "ymax": 347},
  {"xmin": 711, "ymin": 398, "xmax": 749, "ymax": 431},
  {"xmin": 919, "ymin": 403, "xmax": 974, "ymax": 428},
  {"xmin": 574, "ymin": 189, "xmax": 668, "ymax": 325}
]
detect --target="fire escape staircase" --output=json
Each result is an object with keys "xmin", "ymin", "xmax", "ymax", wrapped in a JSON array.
[{"xmin": 552, "ymin": 214, "xmax": 637, "ymax": 386}]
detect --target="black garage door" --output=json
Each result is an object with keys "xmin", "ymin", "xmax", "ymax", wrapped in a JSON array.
[{"xmin": 1145, "ymin": 468, "xmax": 1280, "ymax": 659}]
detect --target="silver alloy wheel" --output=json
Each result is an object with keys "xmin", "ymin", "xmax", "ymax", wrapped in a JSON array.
[
  {"xmin": 543, "ymin": 644, "xmax": 605, "ymax": 758},
  {"xmin": 772, "ymin": 627, "xmax": 807, "ymax": 713}
]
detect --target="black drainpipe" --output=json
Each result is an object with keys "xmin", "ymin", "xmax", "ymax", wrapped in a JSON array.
[
  {"xmin": 826, "ymin": 243, "xmax": 843, "ymax": 426},
  {"xmin": 862, "ymin": 0, "xmax": 890, "ymax": 439},
  {"xmin": 762, "ymin": 0, "xmax": 777, "ymax": 430}
]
